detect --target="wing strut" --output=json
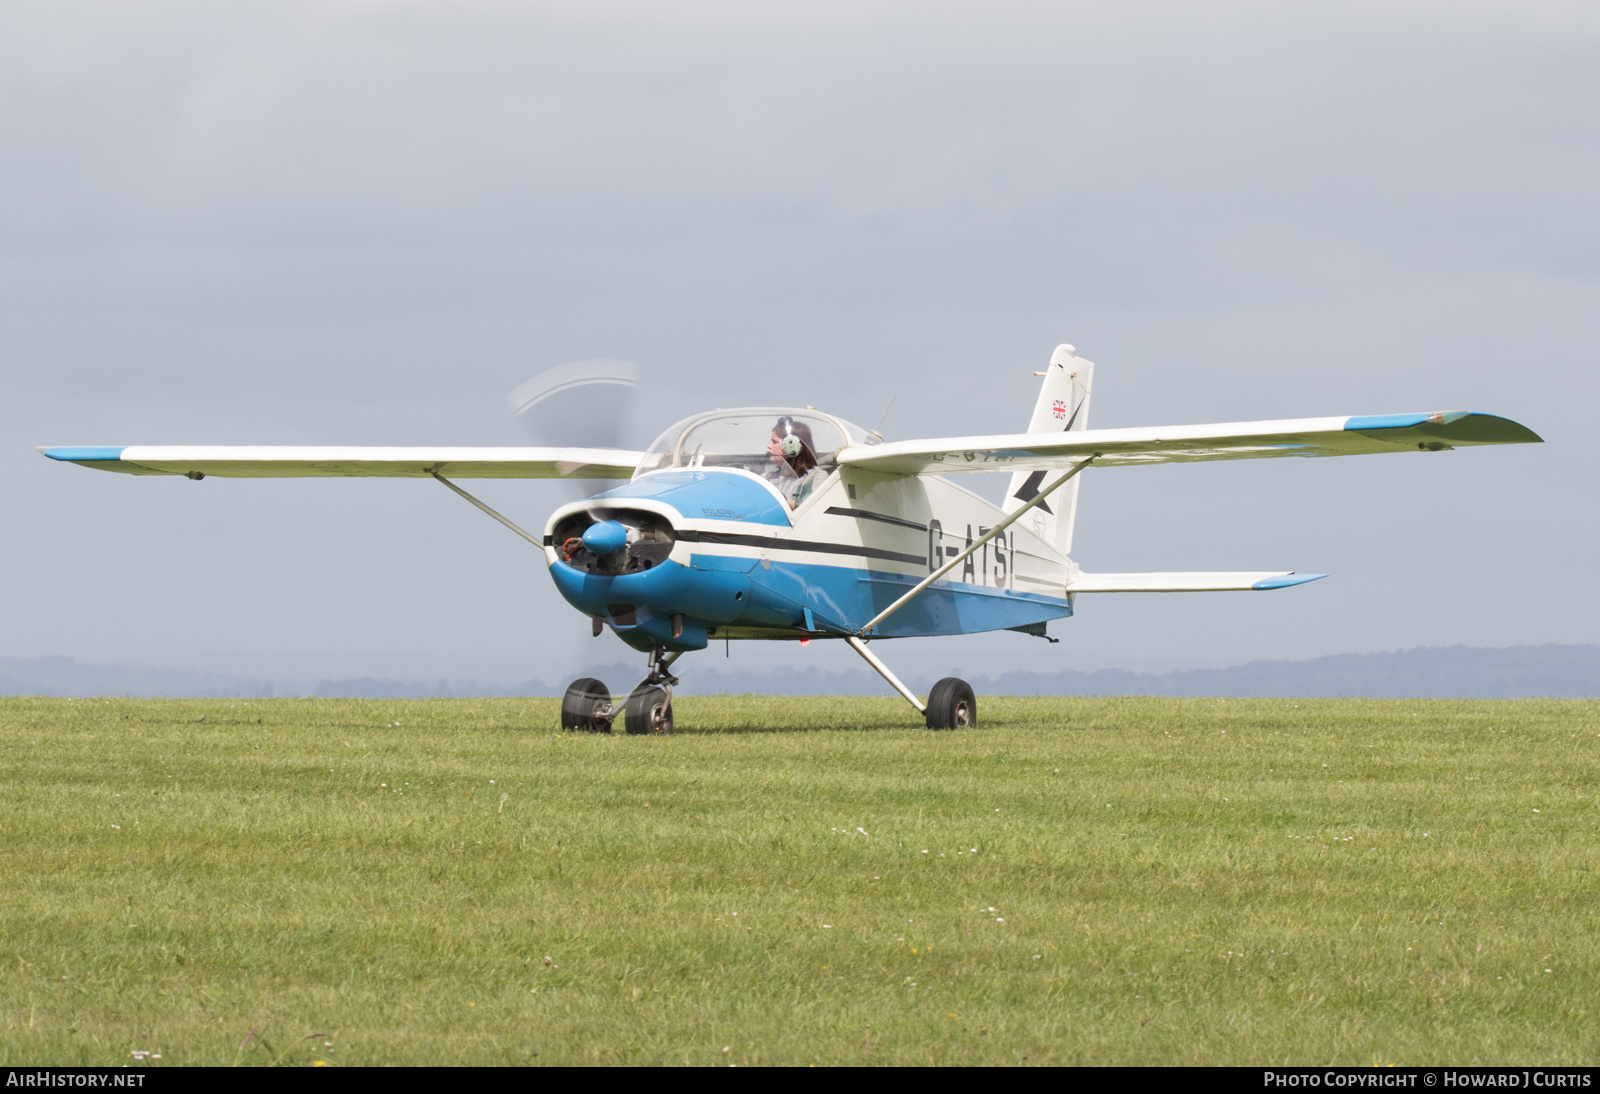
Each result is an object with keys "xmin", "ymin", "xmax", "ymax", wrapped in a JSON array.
[
  {"xmin": 858, "ymin": 457, "xmax": 1095, "ymax": 636},
  {"xmin": 431, "ymin": 472, "xmax": 545, "ymax": 549}
]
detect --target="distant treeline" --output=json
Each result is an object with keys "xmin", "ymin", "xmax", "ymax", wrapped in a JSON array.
[{"xmin": 2, "ymin": 644, "xmax": 1597, "ymax": 699}]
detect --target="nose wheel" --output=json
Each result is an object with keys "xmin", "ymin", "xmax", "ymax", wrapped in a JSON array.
[
  {"xmin": 625, "ymin": 647, "xmax": 680, "ymax": 735},
  {"xmin": 624, "ymin": 685, "xmax": 674, "ymax": 735},
  {"xmin": 561, "ymin": 647, "xmax": 681, "ymax": 735}
]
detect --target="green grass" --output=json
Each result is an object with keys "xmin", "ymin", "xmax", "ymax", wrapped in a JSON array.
[{"xmin": 1, "ymin": 695, "xmax": 1597, "ymax": 1066}]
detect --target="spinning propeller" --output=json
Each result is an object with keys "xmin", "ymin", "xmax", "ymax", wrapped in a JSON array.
[
  {"xmin": 508, "ymin": 358, "xmax": 640, "ymax": 497},
  {"xmin": 508, "ymin": 358, "xmax": 639, "ymax": 450}
]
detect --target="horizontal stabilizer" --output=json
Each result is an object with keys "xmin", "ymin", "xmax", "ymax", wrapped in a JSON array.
[
  {"xmin": 35, "ymin": 446, "xmax": 643, "ymax": 479},
  {"xmin": 839, "ymin": 411, "xmax": 1541, "ymax": 475},
  {"xmin": 1066, "ymin": 571, "xmax": 1327, "ymax": 592}
]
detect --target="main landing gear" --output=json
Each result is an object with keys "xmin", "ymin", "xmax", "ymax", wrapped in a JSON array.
[
  {"xmin": 560, "ymin": 647, "xmax": 681, "ymax": 735},
  {"xmin": 845, "ymin": 636, "xmax": 977, "ymax": 730},
  {"xmin": 561, "ymin": 641, "xmax": 975, "ymax": 734},
  {"xmin": 925, "ymin": 677, "xmax": 977, "ymax": 730}
]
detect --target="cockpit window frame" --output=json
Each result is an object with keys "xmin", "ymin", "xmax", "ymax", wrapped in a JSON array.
[{"xmin": 632, "ymin": 407, "xmax": 880, "ymax": 483}]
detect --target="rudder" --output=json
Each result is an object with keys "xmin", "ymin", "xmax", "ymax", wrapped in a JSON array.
[{"xmin": 1002, "ymin": 343, "xmax": 1094, "ymax": 558}]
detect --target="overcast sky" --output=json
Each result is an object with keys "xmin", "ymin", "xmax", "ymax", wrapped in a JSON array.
[{"xmin": 2, "ymin": 1, "xmax": 1594, "ymax": 681}]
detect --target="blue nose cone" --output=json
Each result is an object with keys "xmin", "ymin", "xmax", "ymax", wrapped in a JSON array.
[{"xmin": 581, "ymin": 520, "xmax": 628, "ymax": 556}]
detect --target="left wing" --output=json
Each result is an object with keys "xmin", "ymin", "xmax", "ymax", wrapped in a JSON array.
[
  {"xmin": 35, "ymin": 446, "xmax": 643, "ymax": 479},
  {"xmin": 1067, "ymin": 571, "xmax": 1327, "ymax": 592},
  {"xmin": 838, "ymin": 411, "xmax": 1541, "ymax": 475}
]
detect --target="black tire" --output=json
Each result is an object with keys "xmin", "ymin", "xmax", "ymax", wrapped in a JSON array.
[
  {"xmin": 624, "ymin": 685, "xmax": 674, "ymax": 735},
  {"xmin": 561, "ymin": 677, "xmax": 613, "ymax": 732},
  {"xmin": 925, "ymin": 677, "xmax": 977, "ymax": 730}
]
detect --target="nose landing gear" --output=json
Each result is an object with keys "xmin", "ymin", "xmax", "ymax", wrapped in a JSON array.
[
  {"xmin": 624, "ymin": 647, "xmax": 679, "ymax": 735},
  {"xmin": 624, "ymin": 684, "xmax": 673, "ymax": 735},
  {"xmin": 559, "ymin": 646, "xmax": 681, "ymax": 735}
]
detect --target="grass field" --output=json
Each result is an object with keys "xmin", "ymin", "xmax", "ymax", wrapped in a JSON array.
[{"xmin": 1, "ymin": 694, "xmax": 1597, "ymax": 1066}]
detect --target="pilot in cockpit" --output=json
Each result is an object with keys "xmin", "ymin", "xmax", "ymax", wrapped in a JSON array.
[{"xmin": 768, "ymin": 415, "xmax": 823, "ymax": 509}]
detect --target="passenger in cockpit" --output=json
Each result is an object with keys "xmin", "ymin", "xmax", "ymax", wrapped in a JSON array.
[{"xmin": 768, "ymin": 416, "xmax": 823, "ymax": 509}]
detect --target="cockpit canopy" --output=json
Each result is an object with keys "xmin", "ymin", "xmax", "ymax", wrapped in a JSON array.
[{"xmin": 634, "ymin": 408, "xmax": 880, "ymax": 480}]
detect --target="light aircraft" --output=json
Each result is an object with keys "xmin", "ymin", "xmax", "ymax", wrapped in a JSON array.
[{"xmin": 37, "ymin": 344, "xmax": 1541, "ymax": 733}]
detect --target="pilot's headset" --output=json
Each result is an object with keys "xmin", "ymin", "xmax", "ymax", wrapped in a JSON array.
[{"xmin": 773, "ymin": 416, "xmax": 815, "ymax": 469}]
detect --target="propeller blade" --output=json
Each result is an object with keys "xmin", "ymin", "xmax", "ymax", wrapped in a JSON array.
[
  {"xmin": 509, "ymin": 359, "xmax": 640, "ymax": 497},
  {"xmin": 508, "ymin": 359, "xmax": 638, "ymax": 451}
]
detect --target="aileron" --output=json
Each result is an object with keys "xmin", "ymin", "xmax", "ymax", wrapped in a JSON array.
[
  {"xmin": 37, "ymin": 445, "xmax": 643, "ymax": 479},
  {"xmin": 837, "ymin": 411, "xmax": 1541, "ymax": 475}
]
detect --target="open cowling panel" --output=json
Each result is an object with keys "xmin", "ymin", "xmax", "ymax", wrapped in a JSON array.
[{"xmin": 549, "ymin": 509, "xmax": 677, "ymax": 576}]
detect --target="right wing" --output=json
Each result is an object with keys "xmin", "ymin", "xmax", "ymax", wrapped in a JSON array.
[
  {"xmin": 838, "ymin": 411, "xmax": 1541, "ymax": 475},
  {"xmin": 35, "ymin": 446, "xmax": 644, "ymax": 479}
]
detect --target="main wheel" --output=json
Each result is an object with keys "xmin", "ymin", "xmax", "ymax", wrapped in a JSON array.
[
  {"xmin": 925, "ymin": 677, "xmax": 977, "ymax": 730},
  {"xmin": 624, "ymin": 685, "xmax": 674, "ymax": 735},
  {"xmin": 561, "ymin": 677, "xmax": 613, "ymax": 732}
]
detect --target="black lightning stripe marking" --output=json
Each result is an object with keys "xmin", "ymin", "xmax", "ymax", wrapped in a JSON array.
[{"xmin": 1010, "ymin": 468, "xmax": 1054, "ymax": 514}]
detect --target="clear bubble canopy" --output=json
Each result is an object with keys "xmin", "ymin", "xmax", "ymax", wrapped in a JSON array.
[{"xmin": 634, "ymin": 407, "xmax": 880, "ymax": 480}]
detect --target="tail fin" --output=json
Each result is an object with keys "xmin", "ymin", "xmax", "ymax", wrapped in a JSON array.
[{"xmin": 1003, "ymin": 343, "xmax": 1094, "ymax": 558}]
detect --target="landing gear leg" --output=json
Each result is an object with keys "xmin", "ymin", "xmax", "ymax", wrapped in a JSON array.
[
  {"xmin": 845, "ymin": 636, "xmax": 976, "ymax": 730},
  {"xmin": 625, "ymin": 646, "xmax": 681, "ymax": 735}
]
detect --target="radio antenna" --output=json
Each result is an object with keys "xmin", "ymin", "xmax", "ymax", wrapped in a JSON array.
[{"xmin": 872, "ymin": 393, "xmax": 897, "ymax": 440}]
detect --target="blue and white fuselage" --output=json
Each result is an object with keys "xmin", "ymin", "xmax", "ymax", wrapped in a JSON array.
[{"xmin": 543, "ymin": 456, "xmax": 1074, "ymax": 652}]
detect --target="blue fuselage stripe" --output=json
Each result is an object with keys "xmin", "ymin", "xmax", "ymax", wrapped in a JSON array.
[{"xmin": 547, "ymin": 551, "xmax": 1072, "ymax": 651}]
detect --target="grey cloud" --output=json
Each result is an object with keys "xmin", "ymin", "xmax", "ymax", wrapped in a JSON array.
[{"xmin": 1, "ymin": 1, "xmax": 1592, "ymax": 677}]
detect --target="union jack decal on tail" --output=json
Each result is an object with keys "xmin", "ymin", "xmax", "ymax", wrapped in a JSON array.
[{"xmin": 1052, "ymin": 398, "xmax": 1067, "ymax": 420}]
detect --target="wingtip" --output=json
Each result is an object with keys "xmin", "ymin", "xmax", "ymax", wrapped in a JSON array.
[
  {"xmin": 1253, "ymin": 572, "xmax": 1329, "ymax": 590},
  {"xmin": 1345, "ymin": 411, "xmax": 1542, "ymax": 447},
  {"xmin": 36, "ymin": 446, "xmax": 128, "ymax": 463}
]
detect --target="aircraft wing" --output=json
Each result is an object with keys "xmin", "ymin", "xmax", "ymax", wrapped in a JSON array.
[
  {"xmin": 1067, "ymin": 571, "xmax": 1326, "ymax": 592},
  {"xmin": 837, "ymin": 411, "xmax": 1541, "ymax": 475},
  {"xmin": 35, "ymin": 445, "xmax": 643, "ymax": 479}
]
